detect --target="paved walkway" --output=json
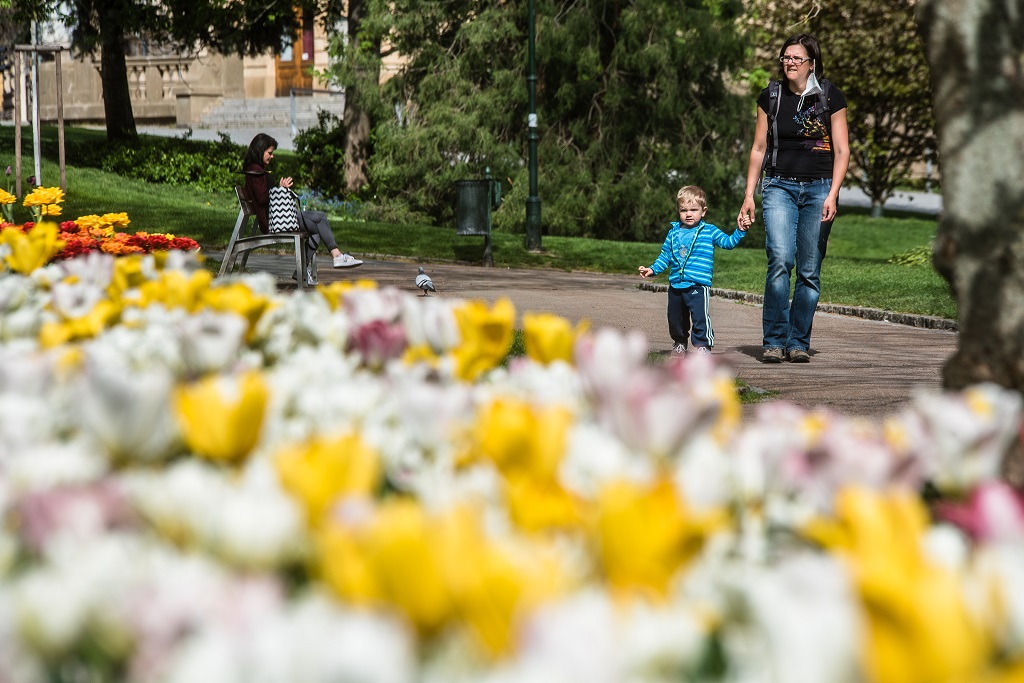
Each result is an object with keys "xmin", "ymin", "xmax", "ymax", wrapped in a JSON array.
[{"xmin": 235, "ymin": 254, "xmax": 959, "ymax": 419}]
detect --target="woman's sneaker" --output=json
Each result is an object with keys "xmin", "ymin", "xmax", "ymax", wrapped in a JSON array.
[{"xmin": 333, "ymin": 254, "xmax": 363, "ymax": 268}]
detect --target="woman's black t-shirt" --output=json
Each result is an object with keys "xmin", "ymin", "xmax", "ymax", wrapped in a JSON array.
[{"xmin": 757, "ymin": 81, "xmax": 847, "ymax": 180}]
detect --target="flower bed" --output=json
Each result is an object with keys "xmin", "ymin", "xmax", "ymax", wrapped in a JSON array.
[
  {"xmin": 1, "ymin": 185, "xmax": 198, "ymax": 273},
  {"xmin": 0, "ymin": 252, "xmax": 1022, "ymax": 683}
]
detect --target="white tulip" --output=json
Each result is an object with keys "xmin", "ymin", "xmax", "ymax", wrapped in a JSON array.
[
  {"xmin": 716, "ymin": 554, "xmax": 862, "ymax": 683},
  {"xmin": 76, "ymin": 353, "xmax": 182, "ymax": 463},
  {"xmin": 178, "ymin": 310, "xmax": 248, "ymax": 376}
]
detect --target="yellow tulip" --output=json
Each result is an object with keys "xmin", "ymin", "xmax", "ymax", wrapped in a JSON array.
[
  {"xmin": 22, "ymin": 186, "xmax": 65, "ymax": 207},
  {"xmin": 174, "ymin": 371, "xmax": 269, "ymax": 463},
  {"xmin": 319, "ymin": 501, "xmax": 565, "ymax": 656},
  {"xmin": 451, "ymin": 298, "xmax": 515, "ymax": 381},
  {"xmin": 711, "ymin": 375, "xmax": 742, "ymax": 443},
  {"xmin": 319, "ymin": 500, "xmax": 454, "ymax": 635},
  {"xmin": 318, "ymin": 521, "xmax": 384, "ymax": 604},
  {"xmin": 437, "ymin": 506, "xmax": 566, "ymax": 656},
  {"xmin": 108, "ymin": 255, "xmax": 147, "ymax": 298},
  {"xmin": 474, "ymin": 398, "xmax": 571, "ymax": 479},
  {"xmin": 594, "ymin": 478, "xmax": 723, "ymax": 598},
  {"xmin": 503, "ymin": 472, "xmax": 582, "ymax": 532},
  {"xmin": 200, "ymin": 282, "xmax": 272, "ymax": 334},
  {"xmin": 522, "ymin": 312, "xmax": 588, "ymax": 365},
  {"xmin": 319, "ymin": 280, "xmax": 379, "ymax": 310},
  {"xmin": 401, "ymin": 343, "xmax": 442, "ymax": 367},
  {"xmin": 39, "ymin": 300, "xmax": 121, "ymax": 348},
  {"xmin": 275, "ymin": 433, "xmax": 381, "ymax": 524},
  {"xmin": 101, "ymin": 212, "xmax": 131, "ymax": 229},
  {"xmin": 0, "ymin": 188, "xmax": 16, "ymax": 205},
  {"xmin": 137, "ymin": 270, "xmax": 213, "ymax": 311},
  {"xmin": 1, "ymin": 222, "xmax": 65, "ymax": 274},
  {"xmin": 805, "ymin": 488, "xmax": 991, "ymax": 683}
]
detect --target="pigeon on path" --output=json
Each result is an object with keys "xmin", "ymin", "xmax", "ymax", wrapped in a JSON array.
[{"xmin": 416, "ymin": 266, "xmax": 436, "ymax": 296}]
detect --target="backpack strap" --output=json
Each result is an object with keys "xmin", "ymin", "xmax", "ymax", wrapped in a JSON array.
[
  {"xmin": 763, "ymin": 80, "xmax": 782, "ymax": 176},
  {"xmin": 818, "ymin": 77, "xmax": 833, "ymax": 155}
]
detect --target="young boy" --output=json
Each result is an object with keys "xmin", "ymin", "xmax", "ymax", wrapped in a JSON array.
[{"xmin": 639, "ymin": 185, "xmax": 749, "ymax": 355}]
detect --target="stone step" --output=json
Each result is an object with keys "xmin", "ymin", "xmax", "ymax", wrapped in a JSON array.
[{"xmin": 198, "ymin": 96, "xmax": 345, "ymax": 129}]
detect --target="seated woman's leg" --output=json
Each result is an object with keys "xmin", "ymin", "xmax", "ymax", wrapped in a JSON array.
[
  {"xmin": 302, "ymin": 210, "xmax": 363, "ymax": 268},
  {"xmin": 302, "ymin": 211, "xmax": 339, "ymax": 252}
]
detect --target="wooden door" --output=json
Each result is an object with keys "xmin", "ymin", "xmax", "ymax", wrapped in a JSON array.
[{"xmin": 275, "ymin": 8, "xmax": 315, "ymax": 96}]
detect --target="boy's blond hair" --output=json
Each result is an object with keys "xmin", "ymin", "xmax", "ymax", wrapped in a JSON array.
[{"xmin": 676, "ymin": 185, "xmax": 707, "ymax": 211}]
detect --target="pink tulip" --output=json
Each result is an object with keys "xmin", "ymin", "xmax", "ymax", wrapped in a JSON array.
[
  {"xmin": 935, "ymin": 481, "xmax": 1024, "ymax": 542},
  {"xmin": 15, "ymin": 483, "xmax": 137, "ymax": 553},
  {"xmin": 349, "ymin": 319, "xmax": 407, "ymax": 369}
]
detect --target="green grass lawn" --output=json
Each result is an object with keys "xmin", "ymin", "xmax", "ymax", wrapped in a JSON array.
[{"xmin": 1, "ymin": 125, "xmax": 955, "ymax": 320}]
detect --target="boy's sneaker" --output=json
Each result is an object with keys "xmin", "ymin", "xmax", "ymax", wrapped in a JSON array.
[
  {"xmin": 333, "ymin": 253, "xmax": 363, "ymax": 268},
  {"xmin": 695, "ymin": 346, "xmax": 711, "ymax": 356},
  {"xmin": 787, "ymin": 348, "xmax": 810, "ymax": 363},
  {"xmin": 762, "ymin": 348, "xmax": 785, "ymax": 363},
  {"xmin": 672, "ymin": 342, "xmax": 687, "ymax": 355}
]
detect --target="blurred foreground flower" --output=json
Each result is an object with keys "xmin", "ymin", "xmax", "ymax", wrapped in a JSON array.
[
  {"xmin": 522, "ymin": 311, "xmax": 588, "ymax": 365},
  {"xmin": 175, "ymin": 371, "xmax": 269, "ymax": 463},
  {"xmin": 1, "ymin": 221, "xmax": 65, "ymax": 274},
  {"xmin": 805, "ymin": 487, "xmax": 991, "ymax": 683},
  {"xmin": 451, "ymin": 298, "xmax": 515, "ymax": 381}
]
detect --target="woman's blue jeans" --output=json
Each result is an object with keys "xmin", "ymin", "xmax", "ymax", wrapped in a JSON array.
[{"xmin": 761, "ymin": 177, "xmax": 833, "ymax": 351}]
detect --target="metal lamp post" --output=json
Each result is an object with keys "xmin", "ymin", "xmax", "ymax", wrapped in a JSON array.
[{"xmin": 525, "ymin": 0, "xmax": 542, "ymax": 251}]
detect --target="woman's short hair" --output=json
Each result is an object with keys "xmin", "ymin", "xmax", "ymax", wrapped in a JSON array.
[
  {"xmin": 243, "ymin": 133, "xmax": 279, "ymax": 169},
  {"xmin": 778, "ymin": 33, "xmax": 823, "ymax": 79},
  {"xmin": 676, "ymin": 185, "xmax": 707, "ymax": 210}
]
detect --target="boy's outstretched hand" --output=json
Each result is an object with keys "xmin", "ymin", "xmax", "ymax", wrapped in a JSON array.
[
  {"xmin": 638, "ymin": 266, "xmax": 653, "ymax": 279},
  {"xmin": 739, "ymin": 214, "xmax": 752, "ymax": 232}
]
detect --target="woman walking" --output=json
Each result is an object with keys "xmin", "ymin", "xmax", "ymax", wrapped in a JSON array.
[{"xmin": 737, "ymin": 34, "xmax": 849, "ymax": 363}]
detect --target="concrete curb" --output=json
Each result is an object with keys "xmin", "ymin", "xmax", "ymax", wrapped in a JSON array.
[{"xmin": 636, "ymin": 282, "xmax": 958, "ymax": 332}]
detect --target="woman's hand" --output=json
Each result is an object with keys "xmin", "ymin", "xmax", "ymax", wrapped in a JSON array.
[
  {"xmin": 738, "ymin": 197, "xmax": 756, "ymax": 229},
  {"xmin": 821, "ymin": 194, "xmax": 838, "ymax": 222},
  {"xmin": 279, "ymin": 176, "xmax": 294, "ymax": 189}
]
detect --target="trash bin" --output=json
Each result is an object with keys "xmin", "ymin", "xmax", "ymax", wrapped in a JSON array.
[
  {"xmin": 454, "ymin": 172, "xmax": 501, "ymax": 266},
  {"xmin": 454, "ymin": 180, "xmax": 492, "ymax": 236}
]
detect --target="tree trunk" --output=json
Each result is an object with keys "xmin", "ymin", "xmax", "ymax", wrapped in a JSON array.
[
  {"xmin": 344, "ymin": 101, "xmax": 371, "ymax": 194},
  {"xmin": 916, "ymin": 0, "xmax": 1024, "ymax": 393},
  {"xmin": 342, "ymin": 0, "xmax": 376, "ymax": 195},
  {"xmin": 98, "ymin": 4, "xmax": 137, "ymax": 142},
  {"xmin": 870, "ymin": 199, "xmax": 884, "ymax": 218}
]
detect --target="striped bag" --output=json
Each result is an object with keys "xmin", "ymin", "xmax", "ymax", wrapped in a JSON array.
[{"xmin": 268, "ymin": 187, "xmax": 302, "ymax": 233}]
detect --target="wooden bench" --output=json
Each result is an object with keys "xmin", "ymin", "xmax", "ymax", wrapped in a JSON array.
[{"xmin": 218, "ymin": 186, "xmax": 317, "ymax": 289}]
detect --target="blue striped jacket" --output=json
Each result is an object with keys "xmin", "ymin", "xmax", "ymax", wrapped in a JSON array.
[{"xmin": 648, "ymin": 220, "xmax": 746, "ymax": 288}]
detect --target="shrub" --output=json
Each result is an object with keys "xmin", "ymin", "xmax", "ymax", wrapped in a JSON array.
[
  {"xmin": 100, "ymin": 133, "xmax": 247, "ymax": 192},
  {"xmin": 293, "ymin": 111, "xmax": 349, "ymax": 199}
]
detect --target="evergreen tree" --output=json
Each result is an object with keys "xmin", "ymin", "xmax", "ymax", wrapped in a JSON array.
[{"xmin": 324, "ymin": 0, "xmax": 748, "ymax": 241}]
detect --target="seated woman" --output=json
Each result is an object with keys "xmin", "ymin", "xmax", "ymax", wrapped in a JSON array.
[{"xmin": 243, "ymin": 133, "xmax": 363, "ymax": 276}]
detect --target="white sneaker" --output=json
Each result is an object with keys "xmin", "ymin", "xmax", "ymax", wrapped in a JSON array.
[
  {"xmin": 695, "ymin": 346, "xmax": 711, "ymax": 356},
  {"xmin": 672, "ymin": 342, "xmax": 687, "ymax": 355},
  {"xmin": 333, "ymin": 254, "xmax": 363, "ymax": 268}
]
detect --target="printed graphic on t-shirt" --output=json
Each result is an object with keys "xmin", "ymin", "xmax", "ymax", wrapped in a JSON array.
[
  {"xmin": 677, "ymin": 229, "xmax": 699, "ymax": 262},
  {"xmin": 794, "ymin": 103, "xmax": 831, "ymax": 154}
]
